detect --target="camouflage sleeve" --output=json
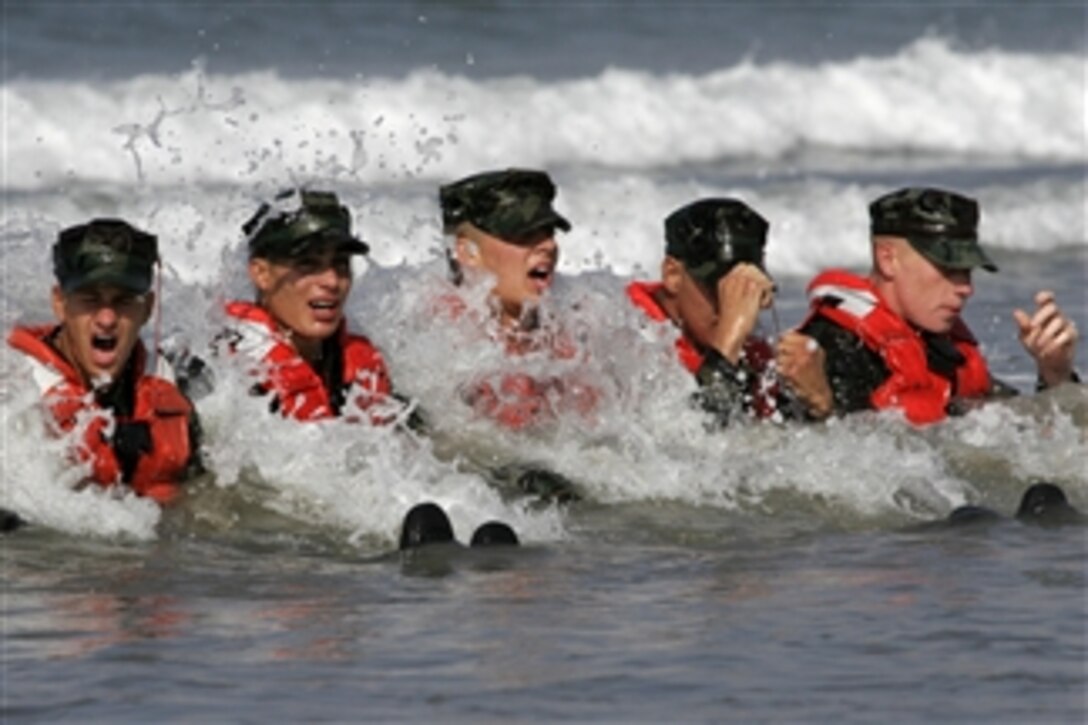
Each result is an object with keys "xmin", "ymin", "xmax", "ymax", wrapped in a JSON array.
[
  {"xmin": 692, "ymin": 348, "xmax": 751, "ymax": 427},
  {"xmin": 799, "ymin": 316, "xmax": 887, "ymax": 416}
]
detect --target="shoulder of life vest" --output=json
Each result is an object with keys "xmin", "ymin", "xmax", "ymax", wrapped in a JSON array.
[
  {"xmin": 626, "ymin": 280, "xmax": 669, "ymax": 323},
  {"xmin": 222, "ymin": 301, "xmax": 330, "ymax": 419},
  {"xmin": 222, "ymin": 301, "xmax": 282, "ymax": 359},
  {"xmin": 626, "ymin": 280, "xmax": 702, "ymax": 372},
  {"xmin": 9, "ymin": 324, "xmax": 78, "ymax": 384}
]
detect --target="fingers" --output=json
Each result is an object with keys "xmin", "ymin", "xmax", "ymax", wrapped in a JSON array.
[
  {"xmin": 1029, "ymin": 297, "xmax": 1063, "ymax": 331},
  {"xmin": 1015, "ymin": 291, "xmax": 1079, "ymax": 386},
  {"xmin": 774, "ymin": 332, "xmax": 833, "ymax": 418},
  {"xmin": 710, "ymin": 264, "xmax": 775, "ymax": 358},
  {"xmin": 1016, "ymin": 292, "xmax": 1075, "ymax": 349},
  {"xmin": 1012, "ymin": 308, "xmax": 1031, "ymax": 335},
  {"xmin": 717, "ymin": 263, "xmax": 775, "ymax": 311},
  {"xmin": 775, "ymin": 332, "xmax": 822, "ymax": 375},
  {"xmin": 776, "ymin": 330, "xmax": 808, "ymax": 354},
  {"xmin": 1039, "ymin": 323, "xmax": 1077, "ymax": 359}
]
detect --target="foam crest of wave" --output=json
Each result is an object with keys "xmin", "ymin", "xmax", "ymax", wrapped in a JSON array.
[{"xmin": 4, "ymin": 38, "xmax": 1083, "ymax": 192}]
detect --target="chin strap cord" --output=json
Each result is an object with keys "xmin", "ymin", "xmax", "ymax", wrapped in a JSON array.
[{"xmin": 152, "ymin": 259, "xmax": 163, "ymax": 376}]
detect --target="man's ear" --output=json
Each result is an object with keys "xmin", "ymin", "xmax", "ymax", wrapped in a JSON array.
[
  {"xmin": 51, "ymin": 285, "xmax": 65, "ymax": 322},
  {"xmin": 139, "ymin": 291, "xmax": 156, "ymax": 326},
  {"xmin": 454, "ymin": 234, "xmax": 481, "ymax": 269},
  {"xmin": 661, "ymin": 256, "xmax": 684, "ymax": 295},
  {"xmin": 248, "ymin": 258, "xmax": 272, "ymax": 293},
  {"xmin": 871, "ymin": 236, "xmax": 898, "ymax": 280}
]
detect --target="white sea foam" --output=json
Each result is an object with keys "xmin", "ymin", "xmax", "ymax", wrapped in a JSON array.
[{"xmin": 3, "ymin": 38, "xmax": 1084, "ymax": 189}]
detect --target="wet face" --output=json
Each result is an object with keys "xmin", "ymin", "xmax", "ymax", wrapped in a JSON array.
[
  {"xmin": 51, "ymin": 284, "xmax": 154, "ymax": 387},
  {"xmin": 249, "ymin": 246, "xmax": 353, "ymax": 359},
  {"xmin": 455, "ymin": 225, "xmax": 559, "ymax": 322},
  {"xmin": 661, "ymin": 258, "xmax": 719, "ymax": 348},
  {"xmin": 874, "ymin": 236, "xmax": 973, "ymax": 334}
]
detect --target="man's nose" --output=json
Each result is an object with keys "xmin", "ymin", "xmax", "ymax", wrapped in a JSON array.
[
  {"xmin": 314, "ymin": 264, "xmax": 343, "ymax": 285},
  {"xmin": 949, "ymin": 269, "xmax": 973, "ymax": 297},
  {"xmin": 533, "ymin": 235, "xmax": 558, "ymax": 253},
  {"xmin": 93, "ymin": 304, "xmax": 119, "ymax": 326}
]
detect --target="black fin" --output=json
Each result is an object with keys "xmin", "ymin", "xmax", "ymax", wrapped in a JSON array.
[
  {"xmin": 470, "ymin": 521, "xmax": 520, "ymax": 547},
  {"xmin": 399, "ymin": 502, "xmax": 455, "ymax": 550}
]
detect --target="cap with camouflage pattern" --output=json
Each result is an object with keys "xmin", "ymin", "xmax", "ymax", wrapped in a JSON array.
[
  {"xmin": 870, "ymin": 187, "xmax": 997, "ymax": 272},
  {"xmin": 665, "ymin": 198, "xmax": 769, "ymax": 284},
  {"xmin": 53, "ymin": 219, "xmax": 160, "ymax": 294},
  {"xmin": 440, "ymin": 168, "xmax": 571, "ymax": 241},
  {"xmin": 244, "ymin": 189, "xmax": 369, "ymax": 260}
]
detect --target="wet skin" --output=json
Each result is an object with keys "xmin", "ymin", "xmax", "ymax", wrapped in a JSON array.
[
  {"xmin": 50, "ymin": 284, "xmax": 154, "ymax": 388},
  {"xmin": 455, "ymin": 226, "xmax": 558, "ymax": 328},
  {"xmin": 873, "ymin": 236, "xmax": 973, "ymax": 335},
  {"xmin": 658, "ymin": 258, "xmax": 774, "ymax": 364},
  {"xmin": 249, "ymin": 247, "xmax": 353, "ymax": 362}
]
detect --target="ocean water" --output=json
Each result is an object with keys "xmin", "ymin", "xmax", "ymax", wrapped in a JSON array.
[{"xmin": 2, "ymin": 2, "xmax": 1086, "ymax": 722}]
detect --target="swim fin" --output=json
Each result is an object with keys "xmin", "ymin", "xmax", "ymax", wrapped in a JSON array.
[
  {"xmin": 0, "ymin": 507, "xmax": 25, "ymax": 533},
  {"xmin": 398, "ymin": 502, "xmax": 455, "ymax": 550},
  {"xmin": 1015, "ymin": 482, "xmax": 1084, "ymax": 526},
  {"xmin": 470, "ymin": 521, "xmax": 520, "ymax": 547}
]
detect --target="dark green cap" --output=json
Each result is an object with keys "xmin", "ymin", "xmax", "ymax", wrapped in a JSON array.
[
  {"xmin": 440, "ymin": 168, "xmax": 571, "ymax": 241},
  {"xmin": 244, "ymin": 189, "xmax": 369, "ymax": 260},
  {"xmin": 665, "ymin": 198, "xmax": 768, "ymax": 284},
  {"xmin": 53, "ymin": 219, "xmax": 159, "ymax": 294},
  {"xmin": 870, "ymin": 187, "xmax": 997, "ymax": 272}
]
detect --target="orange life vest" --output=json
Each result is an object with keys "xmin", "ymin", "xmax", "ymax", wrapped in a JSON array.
[
  {"xmin": 625, "ymin": 280, "xmax": 778, "ymax": 418},
  {"xmin": 222, "ymin": 302, "xmax": 393, "ymax": 422},
  {"xmin": 805, "ymin": 269, "xmax": 992, "ymax": 424},
  {"xmin": 7, "ymin": 325, "xmax": 193, "ymax": 504}
]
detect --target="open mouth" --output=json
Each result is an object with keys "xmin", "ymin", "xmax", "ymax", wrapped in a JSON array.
[
  {"xmin": 91, "ymin": 334, "xmax": 118, "ymax": 352},
  {"xmin": 528, "ymin": 262, "xmax": 554, "ymax": 284},
  {"xmin": 88, "ymin": 333, "xmax": 120, "ymax": 371},
  {"xmin": 308, "ymin": 298, "xmax": 341, "ymax": 322}
]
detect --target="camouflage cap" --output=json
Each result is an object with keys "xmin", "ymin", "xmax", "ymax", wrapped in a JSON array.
[
  {"xmin": 53, "ymin": 219, "xmax": 159, "ymax": 294},
  {"xmin": 665, "ymin": 198, "xmax": 768, "ymax": 284},
  {"xmin": 870, "ymin": 187, "xmax": 997, "ymax": 272},
  {"xmin": 439, "ymin": 168, "xmax": 571, "ymax": 241},
  {"xmin": 244, "ymin": 189, "xmax": 369, "ymax": 260}
]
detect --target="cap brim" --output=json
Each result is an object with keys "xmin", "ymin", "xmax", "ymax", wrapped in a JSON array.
[
  {"xmin": 333, "ymin": 236, "xmax": 370, "ymax": 256},
  {"xmin": 912, "ymin": 237, "xmax": 998, "ymax": 273},
  {"xmin": 311, "ymin": 228, "xmax": 370, "ymax": 256},
  {"xmin": 262, "ymin": 231, "xmax": 370, "ymax": 259},
  {"xmin": 491, "ymin": 210, "xmax": 572, "ymax": 241},
  {"xmin": 62, "ymin": 268, "xmax": 152, "ymax": 294},
  {"xmin": 548, "ymin": 211, "xmax": 572, "ymax": 233}
]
